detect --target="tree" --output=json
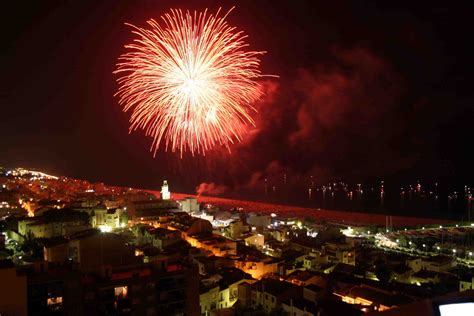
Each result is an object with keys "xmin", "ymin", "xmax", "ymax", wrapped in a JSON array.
[
  {"xmin": 19, "ymin": 232, "xmax": 43, "ymax": 260},
  {"xmin": 314, "ymin": 226, "xmax": 345, "ymax": 246},
  {"xmin": 375, "ymin": 263, "xmax": 392, "ymax": 284}
]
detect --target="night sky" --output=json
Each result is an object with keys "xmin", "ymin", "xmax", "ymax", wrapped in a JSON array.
[{"xmin": 1, "ymin": 0, "xmax": 473, "ymax": 195}]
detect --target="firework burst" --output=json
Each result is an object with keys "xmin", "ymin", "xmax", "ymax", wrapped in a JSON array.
[{"xmin": 114, "ymin": 8, "xmax": 268, "ymax": 156}]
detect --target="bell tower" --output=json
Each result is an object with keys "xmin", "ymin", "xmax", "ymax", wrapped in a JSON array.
[{"xmin": 161, "ymin": 180, "xmax": 170, "ymax": 200}]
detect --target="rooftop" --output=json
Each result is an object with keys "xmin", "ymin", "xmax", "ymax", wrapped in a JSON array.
[
  {"xmin": 347, "ymin": 285, "xmax": 413, "ymax": 307},
  {"xmin": 425, "ymin": 255, "xmax": 454, "ymax": 265},
  {"xmin": 253, "ymin": 278, "xmax": 300, "ymax": 298},
  {"xmin": 216, "ymin": 267, "xmax": 253, "ymax": 289},
  {"xmin": 282, "ymin": 297, "xmax": 319, "ymax": 314}
]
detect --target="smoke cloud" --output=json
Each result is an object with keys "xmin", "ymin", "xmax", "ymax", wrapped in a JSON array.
[
  {"xmin": 180, "ymin": 45, "xmax": 452, "ymax": 195},
  {"xmin": 195, "ymin": 182, "xmax": 228, "ymax": 196}
]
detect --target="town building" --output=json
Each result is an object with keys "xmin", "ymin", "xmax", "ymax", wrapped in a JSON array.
[
  {"xmin": 91, "ymin": 206, "xmax": 128, "ymax": 231},
  {"xmin": 334, "ymin": 284, "xmax": 413, "ymax": 312},
  {"xmin": 459, "ymin": 276, "xmax": 474, "ymax": 292},
  {"xmin": 250, "ymin": 278, "xmax": 301, "ymax": 313},
  {"xmin": 244, "ymin": 233, "xmax": 265, "ymax": 250},
  {"xmin": 422, "ymin": 255, "xmax": 456, "ymax": 272},
  {"xmin": 18, "ymin": 209, "xmax": 91, "ymax": 239},
  {"xmin": 323, "ymin": 242, "xmax": 356, "ymax": 265},
  {"xmin": 199, "ymin": 267, "xmax": 254, "ymax": 314},
  {"xmin": 247, "ymin": 214, "xmax": 271, "ymax": 229},
  {"xmin": 178, "ymin": 197, "xmax": 199, "ymax": 213}
]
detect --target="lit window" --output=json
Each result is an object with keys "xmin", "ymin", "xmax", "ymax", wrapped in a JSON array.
[
  {"xmin": 47, "ymin": 297, "xmax": 63, "ymax": 311},
  {"xmin": 114, "ymin": 286, "xmax": 128, "ymax": 299}
]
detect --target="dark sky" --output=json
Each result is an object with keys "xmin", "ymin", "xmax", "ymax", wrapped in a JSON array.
[{"xmin": 1, "ymin": 0, "xmax": 472, "ymax": 194}]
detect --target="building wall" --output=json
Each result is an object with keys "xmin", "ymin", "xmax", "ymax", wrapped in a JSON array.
[
  {"xmin": 216, "ymin": 279, "xmax": 252, "ymax": 310},
  {"xmin": 282, "ymin": 303, "xmax": 315, "ymax": 316},
  {"xmin": 19, "ymin": 220, "xmax": 90, "ymax": 239},
  {"xmin": 200, "ymin": 286, "xmax": 219, "ymax": 314},
  {"xmin": 0, "ymin": 233, "xmax": 5, "ymax": 250},
  {"xmin": 92, "ymin": 208, "xmax": 127, "ymax": 230},
  {"xmin": 252, "ymin": 290, "xmax": 278, "ymax": 313},
  {"xmin": 0, "ymin": 266, "xmax": 27, "ymax": 316},
  {"xmin": 459, "ymin": 278, "xmax": 474, "ymax": 292},
  {"xmin": 422, "ymin": 259, "xmax": 456, "ymax": 272},
  {"xmin": 180, "ymin": 198, "xmax": 199, "ymax": 213},
  {"xmin": 406, "ymin": 258, "xmax": 422, "ymax": 273},
  {"xmin": 227, "ymin": 220, "xmax": 248, "ymax": 240},
  {"xmin": 80, "ymin": 266, "xmax": 198, "ymax": 316},
  {"xmin": 270, "ymin": 229, "xmax": 289, "ymax": 242},
  {"xmin": 234, "ymin": 260, "xmax": 279, "ymax": 279},
  {"xmin": 245, "ymin": 234, "xmax": 264, "ymax": 249},
  {"xmin": 184, "ymin": 235, "xmax": 237, "ymax": 256},
  {"xmin": 44, "ymin": 243, "xmax": 68, "ymax": 263},
  {"xmin": 188, "ymin": 219, "xmax": 213, "ymax": 236},
  {"xmin": 324, "ymin": 243, "xmax": 356, "ymax": 265},
  {"xmin": 68, "ymin": 234, "xmax": 136, "ymax": 272},
  {"xmin": 18, "ymin": 219, "xmax": 35, "ymax": 236},
  {"xmin": 303, "ymin": 257, "xmax": 316, "ymax": 270},
  {"xmin": 247, "ymin": 215, "xmax": 271, "ymax": 228}
]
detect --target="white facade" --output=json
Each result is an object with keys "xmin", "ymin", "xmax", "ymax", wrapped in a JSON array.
[
  {"xmin": 179, "ymin": 197, "xmax": 199, "ymax": 213},
  {"xmin": 244, "ymin": 233, "xmax": 265, "ymax": 249}
]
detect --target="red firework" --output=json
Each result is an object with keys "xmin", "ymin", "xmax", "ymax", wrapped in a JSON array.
[{"xmin": 114, "ymin": 8, "xmax": 268, "ymax": 156}]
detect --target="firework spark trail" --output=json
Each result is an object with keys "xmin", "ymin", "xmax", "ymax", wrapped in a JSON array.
[{"xmin": 114, "ymin": 8, "xmax": 269, "ymax": 156}]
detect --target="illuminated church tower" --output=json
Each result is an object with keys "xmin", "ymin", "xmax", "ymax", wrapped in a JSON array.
[{"xmin": 161, "ymin": 180, "xmax": 170, "ymax": 200}]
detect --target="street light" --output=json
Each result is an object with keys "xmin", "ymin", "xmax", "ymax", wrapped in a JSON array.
[{"xmin": 452, "ymin": 249, "xmax": 456, "ymax": 254}]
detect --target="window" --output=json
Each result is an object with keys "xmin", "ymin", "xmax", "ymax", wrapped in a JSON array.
[
  {"xmin": 114, "ymin": 286, "xmax": 128, "ymax": 299},
  {"xmin": 47, "ymin": 297, "xmax": 63, "ymax": 311}
]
